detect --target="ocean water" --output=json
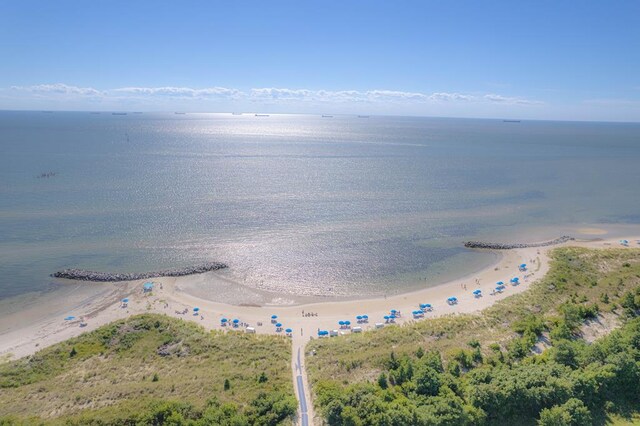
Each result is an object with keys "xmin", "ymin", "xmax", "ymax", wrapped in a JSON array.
[{"xmin": 1, "ymin": 111, "xmax": 639, "ymax": 301}]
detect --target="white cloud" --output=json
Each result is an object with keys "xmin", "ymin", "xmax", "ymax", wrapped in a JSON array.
[
  {"xmin": 484, "ymin": 93, "xmax": 543, "ymax": 105},
  {"xmin": 365, "ymin": 90, "xmax": 429, "ymax": 101},
  {"xmin": 429, "ymin": 92, "xmax": 475, "ymax": 102},
  {"xmin": 249, "ymin": 87, "xmax": 313, "ymax": 100},
  {"xmin": 10, "ymin": 83, "xmax": 103, "ymax": 96},
  {"xmin": 2, "ymin": 82, "xmax": 545, "ymax": 114},
  {"xmin": 113, "ymin": 86, "xmax": 241, "ymax": 99}
]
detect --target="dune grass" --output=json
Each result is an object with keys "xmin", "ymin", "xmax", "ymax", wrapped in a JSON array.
[{"xmin": 0, "ymin": 314, "xmax": 296, "ymax": 425}]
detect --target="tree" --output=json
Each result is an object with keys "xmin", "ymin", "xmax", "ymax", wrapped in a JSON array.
[
  {"xmin": 549, "ymin": 341, "xmax": 578, "ymax": 369},
  {"xmin": 414, "ymin": 366, "xmax": 440, "ymax": 396},
  {"xmin": 538, "ymin": 398, "xmax": 592, "ymax": 426},
  {"xmin": 325, "ymin": 399, "xmax": 345, "ymax": 426},
  {"xmin": 377, "ymin": 372, "xmax": 388, "ymax": 389}
]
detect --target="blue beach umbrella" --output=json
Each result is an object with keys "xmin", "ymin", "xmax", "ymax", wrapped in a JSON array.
[
  {"xmin": 122, "ymin": 298, "xmax": 129, "ymax": 303},
  {"xmin": 338, "ymin": 320, "xmax": 345, "ymax": 325},
  {"xmin": 233, "ymin": 318, "xmax": 240, "ymax": 324},
  {"xmin": 345, "ymin": 320, "xmax": 351, "ymax": 325},
  {"xmin": 221, "ymin": 318, "xmax": 228, "ymax": 323},
  {"xmin": 496, "ymin": 281, "xmax": 504, "ymax": 285},
  {"xmin": 511, "ymin": 277, "xmax": 519, "ymax": 283},
  {"xmin": 193, "ymin": 307, "xmax": 200, "ymax": 312},
  {"xmin": 390, "ymin": 309, "xmax": 397, "ymax": 314},
  {"xmin": 520, "ymin": 263, "xmax": 527, "ymax": 268},
  {"xmin": 64, "ymin": 316, "xmax": 75, "ymax": 321},
  {"xmin": 286, "ymin": 328, "xmax": 293, "ymax": 333},
  {"xmin": 362, "ymin": 314, "xmax": 368, "ymax": 319},
  {"xmin": 389, "ymin": 314, "xmax": 396, "ymax": 319},
  {"xmin": 275, "ymin": 322, "xmax": 282, "ymax": 327},
  {"xmin": 384, "ymin": 315, "xmax": 390, "ymax": 320},
  {"xmin": 419, "ymin": 303, "xmax": 428, "ymax": 309},
  {"xmin": 271, "ymin": 314, "xmax": 277, "ymax": 319},
  {"xmin": 356, "ymin": 315, "xmax": 362, "ymax": 320}
]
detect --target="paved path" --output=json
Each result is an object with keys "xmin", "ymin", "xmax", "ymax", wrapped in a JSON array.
[{"xmin": 292, "ymin": 335, "xmax": 314, "ymax": 425}]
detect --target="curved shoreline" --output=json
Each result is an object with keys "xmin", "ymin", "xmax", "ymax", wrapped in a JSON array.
[
  {"xmin": 2, "ymin": 235, "xmax": 638, "ymax": 364},
  {"xmin": 464, "ymin": 235, "xmax": 574, "ymax": 249},
  {"xmin": 51, "ymin": 262, "xmax": 228, "ymax": 282}
]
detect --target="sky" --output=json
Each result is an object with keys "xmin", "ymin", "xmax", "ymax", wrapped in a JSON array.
[{"xmin": 0, "ymin": 1, "xmax": 639, "ymax": 121}]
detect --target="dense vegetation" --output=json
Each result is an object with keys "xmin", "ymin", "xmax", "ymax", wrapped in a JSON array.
[
  {"xmin": 307, "ymin": 248, "xmax": 640, "ymax": 425},
  {"xmin": 0, "ymin": 314, "xmax": 296, "ymax": 425}
]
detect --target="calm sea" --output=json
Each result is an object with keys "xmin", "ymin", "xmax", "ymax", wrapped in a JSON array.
[{"xmin": 1, "ymin": 111, "xmax": 639, "ymax": 300}]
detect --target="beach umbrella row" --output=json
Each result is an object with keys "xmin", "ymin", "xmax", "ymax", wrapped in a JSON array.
[
  {"xmin": 356, "ymin": 314, "xmax": 369, "ymax": 323},
  {"xmin": 383, "ymin": 315, "xmax": 396, "ymax": 323}
]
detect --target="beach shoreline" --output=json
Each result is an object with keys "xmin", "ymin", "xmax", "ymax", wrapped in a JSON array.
[{"xmin": 1, "ymin": 230, "xmax": 638, "ymax": 362}]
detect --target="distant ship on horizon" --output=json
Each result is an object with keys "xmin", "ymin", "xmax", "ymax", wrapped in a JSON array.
[
  {"xmin": 174, "ymin": 112, "xmax": 186, "ymax": 115},
  {"xmin": 232, "ymin": 112, "xmax": 243, "ymax": 115},
  {"xmin": 357, "ymin": 115, "xmax": 370, "ymax": 118},
  {"xmin": 255, "ymin": 114, "xmax": 270, "ymax": 117},
  {"xmin": 112, "ymin": 112, "xmax": 127, "ymax": 115},
  {"xmin": 503, "ymin": 119, "xmax": 521, "ymax": 123},
  {"xmin": 322, "ymin": 115, "xmax": 334, "ymax": 118}
]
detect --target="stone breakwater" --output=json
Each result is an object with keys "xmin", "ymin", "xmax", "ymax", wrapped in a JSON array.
[
  {"xmin": 52, "ymin": 262, "xmax": 228, "ymax": 282},
  {"xmin": 464, "ymin": 236, "xmax": 574, "ymax": 250}
]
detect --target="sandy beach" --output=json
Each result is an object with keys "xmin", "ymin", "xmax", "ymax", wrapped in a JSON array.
[
  {"xmin": 0, "ymin": 231, "xmax": 638, "ymax": 425},
  {"xmin": 1, "ymin": 232, "xmax": 638, "ymax": 363}
]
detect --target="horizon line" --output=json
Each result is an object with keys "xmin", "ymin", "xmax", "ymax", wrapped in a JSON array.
[{"xmin": 1, "ymin": 108, "xmax": 639, "ymax": 125}]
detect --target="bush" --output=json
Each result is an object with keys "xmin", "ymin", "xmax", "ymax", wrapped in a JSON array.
[{"xmin": 538, "ymin": 398, "xmax": 592, "ymax": 426}]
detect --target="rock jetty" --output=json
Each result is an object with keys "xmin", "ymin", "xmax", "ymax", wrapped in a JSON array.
[
  {"xmin": 464, "ymin": 235, "xmax": 574, "ymax": 250},
  {"xmin": 52, "ymin": 262, "xmax": 227, "ymax": 282}
]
